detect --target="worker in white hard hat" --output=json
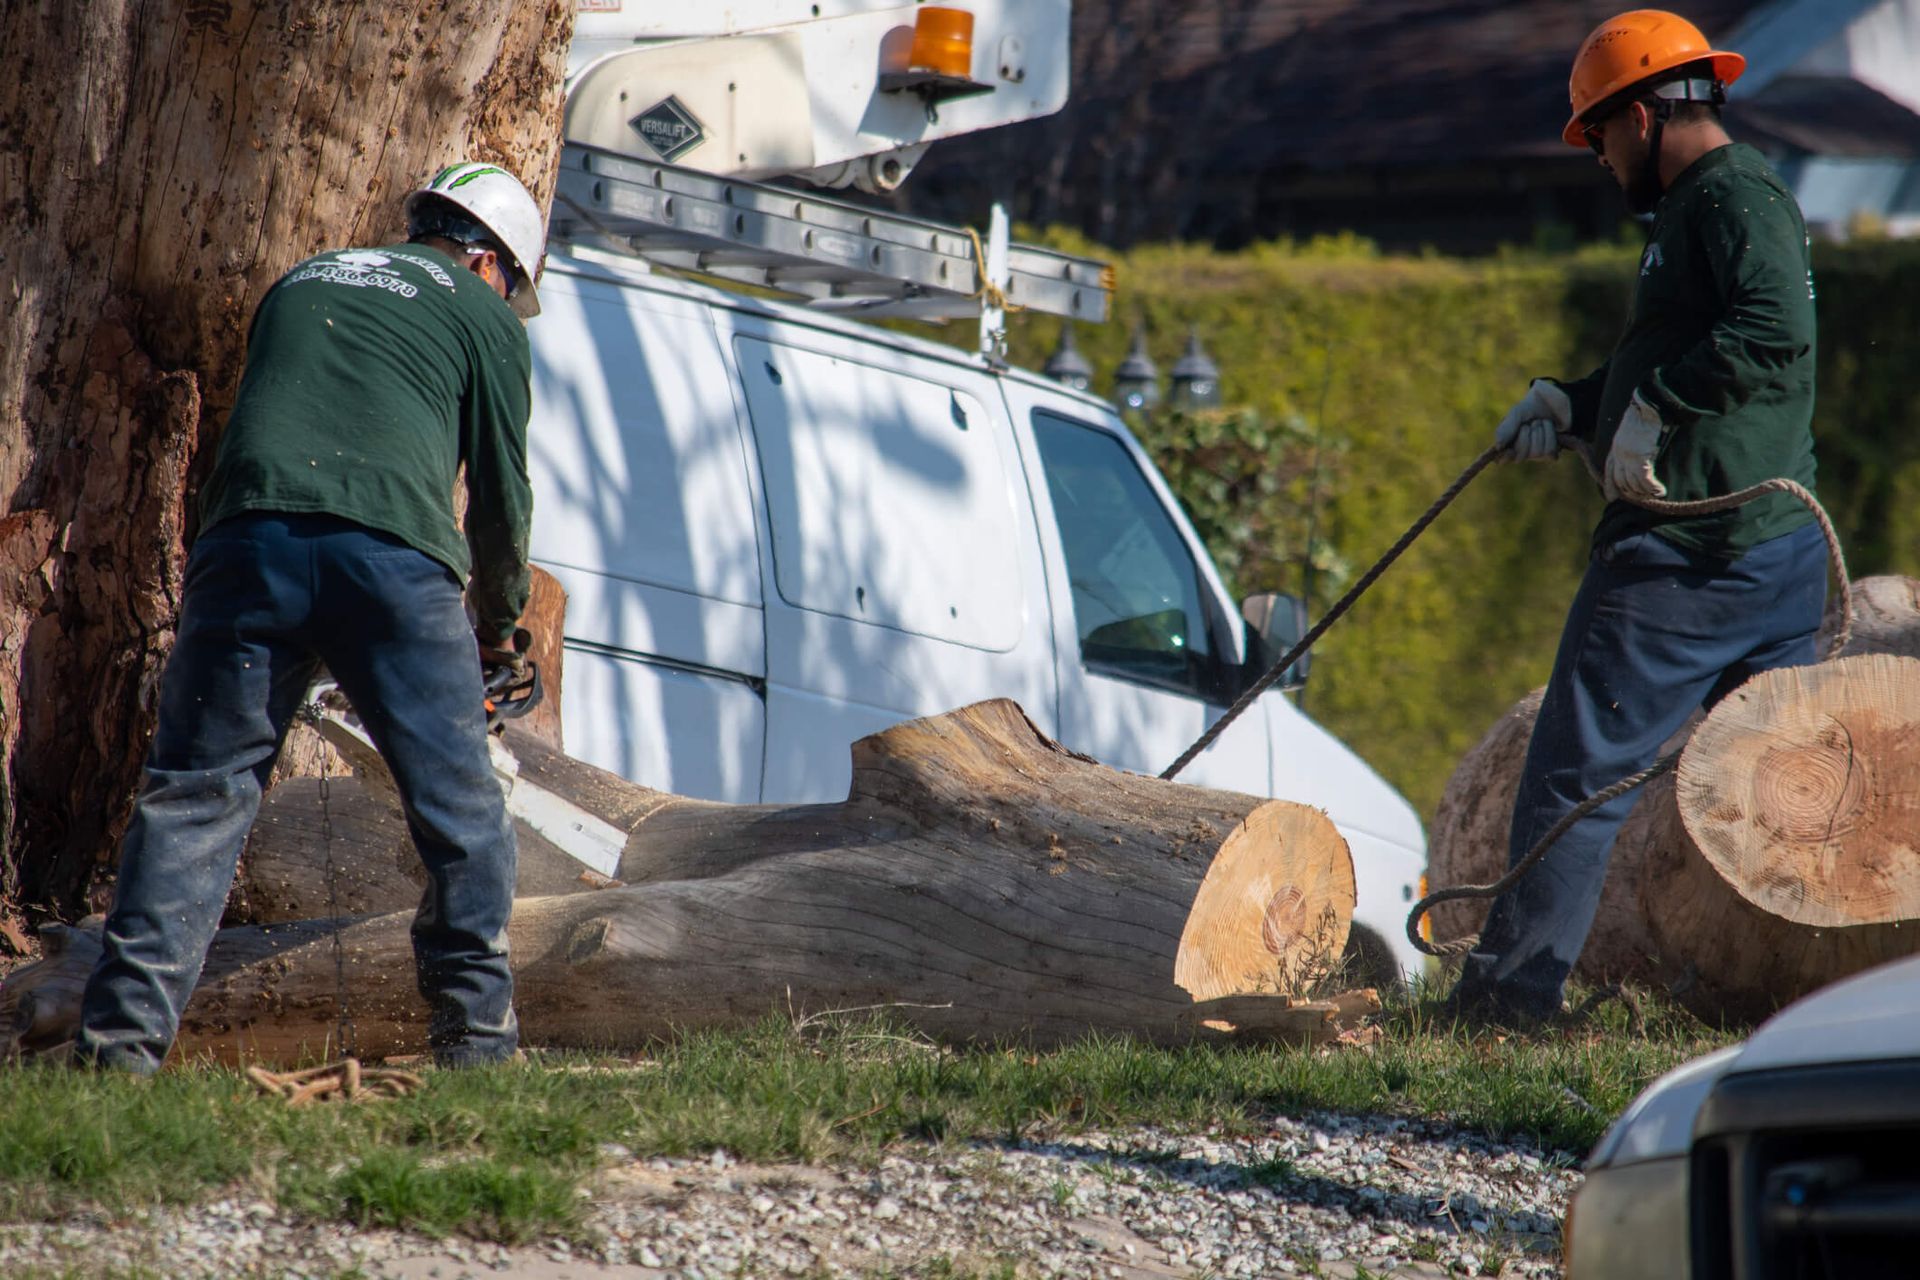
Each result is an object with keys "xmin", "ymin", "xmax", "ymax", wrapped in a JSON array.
[{"xmin": 74, "ymin": 162, "xmax": 546, "ymax": 1072}]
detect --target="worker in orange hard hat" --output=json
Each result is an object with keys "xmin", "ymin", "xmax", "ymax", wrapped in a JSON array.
[
  {"xmin": 1563, "ymin": 8, "xmax": 1746, "ymax": 214},
  {"xmin": 1452, "ymin": 11, "xmax": 1826, "ymax": 1027}
]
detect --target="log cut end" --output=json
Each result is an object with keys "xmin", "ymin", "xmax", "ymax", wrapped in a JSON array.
[
  {"xmin": 1174, "ymin": 802, "xmax": 1354, "ymax": 1001},
  {"xmin": 1679, "ymin": 652, "xmax": 1920, "ymax": 928}
]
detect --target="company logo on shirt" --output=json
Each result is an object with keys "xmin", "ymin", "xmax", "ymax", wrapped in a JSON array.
[
  {"xmin": 386, "ymin": 250, "xmax": 457, "ymax": 290},
  {"xmin": 1640, "ymin": 243, "xmax": 1665, "ymax": 276},
  {"xmin": 287, "ymin": 249, "xmax": 419, "ymax": 298}
]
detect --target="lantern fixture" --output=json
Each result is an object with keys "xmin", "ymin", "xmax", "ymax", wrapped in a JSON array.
[
  {"xmin": 1043, "ymin": 324, "xmax": 1094, "ymax": 392},
  {"xmin": 1169, "ymin": 329, "xmax": 1222, "ymax": 410},
  {"xmin": 1112, "ymin": 323, "xmax": 1160, "ymax": 413}
]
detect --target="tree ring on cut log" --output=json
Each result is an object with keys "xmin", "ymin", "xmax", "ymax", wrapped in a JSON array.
[
  {"xmin": 1261, "ymin": 885, "xmax": 1308, "ymax": 956},
  {"xmin": 1756, "ymin": 733, "xmax": 1871, "ymax": 843},
  {"xmin": 1679, "ymin": 653, "xmax": 1920, "ymax": 928}
]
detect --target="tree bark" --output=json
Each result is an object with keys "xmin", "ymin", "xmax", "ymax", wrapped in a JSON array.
[
  {"xmin": 1426, "ymin": 575, "xmax": 1920, "ymax": 1020},
  {"xmin": 0, "ymin": 1, "xmax": 574, "ymax": 923},
  {"xmin": 4, "ymin": 700, "xmax": 1368, "ymax": 1063}
]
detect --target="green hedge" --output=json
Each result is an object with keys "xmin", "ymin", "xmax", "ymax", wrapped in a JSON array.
[{"xmin": 998, "ymin": 236, "xmax": 1920, "ymax": 826}]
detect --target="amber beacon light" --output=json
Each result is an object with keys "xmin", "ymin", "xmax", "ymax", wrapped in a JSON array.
[
  {"xmin": 881, "ymin": 6, "xmax": 991, "ymax": 105},
  {"xmin": 908, "ymin": 7, "xmax": 975, "ymax": 78}
]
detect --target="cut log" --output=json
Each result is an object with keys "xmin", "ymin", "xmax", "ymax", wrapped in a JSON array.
[
  {"xmin": 231, "ymin": 718, "xmax": 765, "ymax": 925},
  {"xmin": 4, "ymin": 700, "xmax": 1367, "ymax": 1064},
  {"xmin": 1634, "ymin": 763, "xmax": 1920, "ymax": 1026},
  {"xmin": 1426, "ymin": 576, "xmax": 1920, "ymax": 1021},
  {"xmin": 1677, "ymin": 653, "xmax": 1920, "ymax": 927}
]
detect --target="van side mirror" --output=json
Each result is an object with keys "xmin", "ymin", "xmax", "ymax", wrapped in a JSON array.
[{"xmin": 1240, "ymin": 592, "xmax": 1311, "ymax": 693}]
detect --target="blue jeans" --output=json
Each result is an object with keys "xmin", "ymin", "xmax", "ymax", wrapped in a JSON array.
[
  {"xmin": 76, "ymin": 513, "xmax": 518, "ymax": 1072},
  {"xmin": 1455, "ymin": 521, "xmax": 1828, "ymax": 1017}
]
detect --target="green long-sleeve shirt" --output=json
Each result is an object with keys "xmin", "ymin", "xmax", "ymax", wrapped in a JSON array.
[
  {"xmin": 200, "ymin": 243, "xmax": 533, "ymax": 640},
  {"xmin": 1556, "ymin": 143, "xmax": 1818, "ymax": 558}
]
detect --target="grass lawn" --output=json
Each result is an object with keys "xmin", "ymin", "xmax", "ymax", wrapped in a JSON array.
[{"xmin": 0, "ymin": 987, "xmax": 1736, "ymax": 1243}]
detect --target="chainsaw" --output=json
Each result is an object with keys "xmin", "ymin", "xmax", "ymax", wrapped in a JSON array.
[{"xmin": 479, "ymin": 627, "xmax": 543, "ymax": 731}]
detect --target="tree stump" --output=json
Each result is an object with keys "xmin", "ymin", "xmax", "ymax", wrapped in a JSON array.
[{"xmin": 4, "ymin": 700, "xmax": 1370, "ymax": 1064}]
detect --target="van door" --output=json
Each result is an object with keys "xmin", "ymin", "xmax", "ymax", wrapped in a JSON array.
[
  {"xmin": 720, "ymin": 321, "xmax": 1057, "ymax": 802},
  {"xmin": 526, "ymin": 260, "xmax": 767, "ymax": 802},
  {"xmin": 1002, "ymin": 386, "xmax": 1272, "ymax": 798}
]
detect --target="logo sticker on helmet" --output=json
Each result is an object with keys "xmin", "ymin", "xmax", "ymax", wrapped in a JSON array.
[
  {"xmin": 438, "ymin": 165, "xmax": 510, "ymax": 191},
  {"xmin": 630, "ymin": 96, "xmax": 706, "ymax": 163}
]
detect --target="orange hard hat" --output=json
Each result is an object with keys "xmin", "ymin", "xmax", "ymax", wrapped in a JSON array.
[{"xmin": 1562, "ymin": 10, "xmax": 1745, "ymax": 147}]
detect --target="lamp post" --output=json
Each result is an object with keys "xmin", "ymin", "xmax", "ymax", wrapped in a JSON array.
[
  {"xmin": 1112, "ymin": 322, "xmax": 1160, "ymax": 413},
  {"xmin": 1042, "ymin": 324, "xmax": 1094, "ymax": 393},
  {"xmin": 1169, "ymin": 329, "xmax": 1223, "ymax": 410}
]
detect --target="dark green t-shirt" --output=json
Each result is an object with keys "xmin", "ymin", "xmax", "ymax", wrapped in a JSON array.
[
  {"xmin": 200, "ymin": 243, "xmax": 533, "ymax": 639},
  {"xmin": 1558, "ymin": 143, "xmax": 1818, "ymax": 558}
]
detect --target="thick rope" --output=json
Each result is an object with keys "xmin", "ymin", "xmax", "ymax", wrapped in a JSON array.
[{"xmin": 1408, "ymin": 752, "xmax": 1681, "ymax": 958}]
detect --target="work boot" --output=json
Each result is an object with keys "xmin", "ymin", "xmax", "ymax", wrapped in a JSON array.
[
  {"xmin": 430, "ymin": 1044, "xmax": 527, "ymax": 1070},
  {"xmin": 1429, "ymin": 974, "xmax": 1563, "ymax": 1034},
  {"xmin": 29, "ymin": 1039, "xmax": 151, "ymax": 1078}
]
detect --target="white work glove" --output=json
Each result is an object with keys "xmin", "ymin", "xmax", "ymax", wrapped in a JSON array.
[
  {"xmin": 1604, "ymin": 392, "xmax": 1669, "ymax": 503},
  {"xmin": 1493, "ymin": 380, "xmax": 1571, "ymax": 462}
]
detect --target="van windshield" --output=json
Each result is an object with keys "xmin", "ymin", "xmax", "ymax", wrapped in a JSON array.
[{"xmin": 1031, "ymin": 412, "xmax": 1220, "ymax": 699}]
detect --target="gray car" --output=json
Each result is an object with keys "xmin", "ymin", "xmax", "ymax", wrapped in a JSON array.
[{"xmin": 1567, "ymin": 954, "xmax": 1920, "ymax": 1278}]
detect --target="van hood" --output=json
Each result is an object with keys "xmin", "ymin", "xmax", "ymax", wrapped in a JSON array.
[{"xmin": 1269, "ymin": 698, "xmax": 1425, "ymax": 853}]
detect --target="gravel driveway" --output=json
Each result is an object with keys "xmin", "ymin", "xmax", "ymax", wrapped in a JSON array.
[{"xmin": 1, "ymin": 1109, "xmax": 1577, "ymax": 1278}]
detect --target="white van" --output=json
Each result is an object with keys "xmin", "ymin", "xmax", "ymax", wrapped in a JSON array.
[{"xmin": 522, "ymin": 240, "xmax": 1430, "ymax": 983}]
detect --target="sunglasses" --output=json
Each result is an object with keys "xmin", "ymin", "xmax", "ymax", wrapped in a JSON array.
[{"xmin": 1581, "ymin": 120, "xmax": 1607, "ymax": 154}]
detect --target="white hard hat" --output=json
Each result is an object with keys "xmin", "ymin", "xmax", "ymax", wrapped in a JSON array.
[{"xmin": 406, "ymin": 162, "xmax": 546, "ymax": 318}]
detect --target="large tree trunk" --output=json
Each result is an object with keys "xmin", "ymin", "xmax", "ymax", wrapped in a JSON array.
[
  {"xmin": 1427, "ymin": 576, "xmax": 1920, "ymax": 1021},
  {"xmin": 0, "ymin": 1, "xmax": 573, "ymax": 926},
  {"xmin": 4, "ymin": 700, "xmax": 1369, "ymax": 1063}
]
